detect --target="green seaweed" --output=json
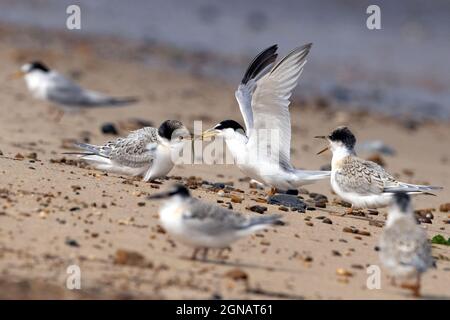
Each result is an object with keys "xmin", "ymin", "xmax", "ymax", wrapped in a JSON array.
[{"xmin": 431, "ymin": 235, "xmax": 450, "ymax": 245}]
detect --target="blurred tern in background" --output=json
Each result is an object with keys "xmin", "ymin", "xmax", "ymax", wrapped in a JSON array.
[{"xmin": 13, "ymin": 61, "xmax": 138, "ymax": 120}]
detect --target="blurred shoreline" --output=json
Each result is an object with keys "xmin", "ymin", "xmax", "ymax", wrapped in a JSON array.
[{"xmin": 1, "ymin": 0, "xmax": 450, "ymax": 121}]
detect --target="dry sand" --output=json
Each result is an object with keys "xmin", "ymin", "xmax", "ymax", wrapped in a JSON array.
[{"xmin": 0, "ymin": 24, "xmax": 449, "ymax": 299}]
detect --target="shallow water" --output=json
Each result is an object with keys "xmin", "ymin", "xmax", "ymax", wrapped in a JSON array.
[{"xmin": 1, "ymin": 0, "xmax": 449, "ymax": 120}]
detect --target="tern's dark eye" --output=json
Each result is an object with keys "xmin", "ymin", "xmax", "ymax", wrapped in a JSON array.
[{"xmin": 179, "ymin": 136, "xmax": 184, "ymax": 140}]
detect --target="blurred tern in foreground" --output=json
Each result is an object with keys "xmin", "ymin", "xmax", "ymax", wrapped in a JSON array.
[
  {"xmin": 379, "ymin": 193, "xmax": 434, "ymax": 297},
  {"xmin": 14, "ymin": 61, "xmax": 137, "ymax": 120},
  {"xmin": 66, "ymin": 120, "xmax": 191, "ymax": 181},
  {"xmin": 148, "ymin": 184, "xmax": 282, "ymax": 260},
  {"xmin": 201, "ymin": 44, "xmax": 330, "ymax": 194},
  {"xmin": 315, "ymin": 126, "xmax": 442, "ymax": 211}
]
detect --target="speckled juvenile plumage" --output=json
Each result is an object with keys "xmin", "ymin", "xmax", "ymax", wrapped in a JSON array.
[
  {"xmin": 334, "ymin": 156, "xmax": 397, "ymax": 195},
  {"xmin": 71, "ymin": 120, "xmax": 190, "ymax": 181},
  {"xmin": 322, "ymin": 126, "xmax": 442, "ymax": 209}
]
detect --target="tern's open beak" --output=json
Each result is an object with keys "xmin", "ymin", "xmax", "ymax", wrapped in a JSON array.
[
  {"xmin": 201, "ymin": 128, "xmax": 220, "ymax": 140},
  {"xmin": 314, "ymin": 135, "xmax": 329, "ymax": 155},
  {"xmin": 316, "ymin": 146, "xmax": 329, "ymax": 155},
  {"xmin": 8, "ymin": 71, "xmax": 24, "ymax": 80}
]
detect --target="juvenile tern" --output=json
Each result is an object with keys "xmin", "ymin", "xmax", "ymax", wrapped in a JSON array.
[
  {"xmin": 67, "ymin": 120, "xmax": 191, "ymax": 181},
  {"xmin": 148, "ymin": 184, "xmax": 282, "ymax": 260},
  {"xmin": 379, "ymin": 192, "xmax": 434, "ymax": 297},
  {"xmin": 201, "ymin": 44, "xmax": 330, "ymax": 193},
  {"xmin": 15, "ymin": 61, "xmax": 137, "ymax": 119},
  {"xmin": 315, "ymin": 126, "xmax": 442, "ymax": 210}
]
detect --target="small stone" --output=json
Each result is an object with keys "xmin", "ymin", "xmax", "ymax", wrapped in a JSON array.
[
  {"xmin": 230, "ymin": 195, "xmax": 243, "ymax": 203},
  {"xmin": 322, "ymin": 218, "xmax": 333, "ymax": 224},
  {"xmin": 137, "ymin": 202, "xmax": 146, "ymax": 207},
  {"xmin": 306, "ymin": 222, "xmax": 314, "ymax": 227},
  {"xmin": 26, "ymin": 152, "xmax": 38, "ymax": 160},
  {"xmin": 366, "ymin": 154, "xmax": 385, "ymax": 167},
  {"xmin": 15, "ymin": 153, "xmax": 24, "ymax": 160},
  {"xmin": 217, "ymin": 190, "xmax": 225, "ymax": 197},
  {"xmin": 268, "ymin": 194, "xmax": 307, "ymax": 212},
  {"xmin": 114, "ymin": 249, "xmax": 150, "ymax": 267},
  {"xmin": 65, "ymin": 238, "xmax": 80, "ymax": 247},
  {"xmin": 332, "ymin": 250, "xmax": 341, "ymax": 256},
  {"xmin": 439, "ymin": 203, "xmax": 450, "ymax": 212},
  {"xmin": 224, "ymin": 268, "xmax": 248, "ymax": 282},
  {"xmin": 101, "ymin": 123, "xmax": 119, "ymax": 135},
  {"xmin": 279, "ymin": 206, "xmax": 289, "ymax": 212},
  {"xmin": 247, "ymin": 205, "xmax": 268, "ymax": 214}
]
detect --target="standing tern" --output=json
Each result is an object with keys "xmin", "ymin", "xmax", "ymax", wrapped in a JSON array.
[
  {"xmin": 148, "ymin": 184, "xmax": 282, "ymax": 260},
  {"xmin": 14, "ymin": 61, "xmax": 138, "ymax": 120},
  {"xmin": 66, "ymin": 120, "xmax": 191, "ymax": 181},
  {"xmin": 201, "ymin": 44, "xmax": 330, "ymax": 194},
  {"xmin": 379, "ymin": 192, "xmax": 434, "ymax": 297},
  {"xmin": 315, "ymin": 126, "xmax": 442, "ymax": 210}
]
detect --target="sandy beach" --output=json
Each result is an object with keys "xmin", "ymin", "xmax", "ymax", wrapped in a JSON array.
[{"xmin": 0, "ymin": 23, "xmax": 449, "ymax": 299}]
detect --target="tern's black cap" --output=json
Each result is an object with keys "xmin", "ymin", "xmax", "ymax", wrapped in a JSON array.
[
  {"xmin": 214, "ymin": 120, "xmax": 245, "ymax": 133},
  {"xmin": 329, "ymin": 126, "xmax": 356, "ymax": 149}
]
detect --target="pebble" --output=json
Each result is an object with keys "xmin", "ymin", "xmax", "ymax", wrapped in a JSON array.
[
  {"xmin": 0, "ymin": 150, "xmax": 3, "ymax": 156},
  {"xmin": 230, "ymin": 195, "xmax": 243, "ymax": 203},
  {"xmin": 65, "ymin": 238, "xmax": 80, "ymax": 247},
  {"xmin": 114, "ymin": 249, "xmax": 151, "ymax": 268},
  {"xmin": 224, "ymin": 268, "xmax": 248, "ymax": 282},
  {"xmin": 101, "ymin": 123, "xmax": 119, "ymax": 135},
  {"xmin": 305, "ymin": 222, "xmax": 314, "ymax": 227},
  {"xmin": 247, "ymin": 205, "xmax": 268, "ymax": 214},
  {"xmin": 322, "ymin": 218, "xmax": 333, "ymax": 224},
  {"xmin": 342, "ymin": 226, "xmax": 371, "ymax": 236},
  {"xmin": 268, "ymin": 194, "xmax": 307, "ymax": 212},
  {"xmin": 217, "ymin": 190, "xmax": 225, "ymax": 197},
  {"xmin": 440, "ymin": 203, "xmax": 450, "ymax": 212}
]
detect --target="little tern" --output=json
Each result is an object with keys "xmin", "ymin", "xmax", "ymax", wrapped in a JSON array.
[
  {"xmin": 67, "ymin": 120, "xmax": 191, "ymax": 181},
  {"xmin": 379, "ymin": 192, "xmax": 434, "ymax": 297},
  {"xmin": 315, "ymin": 126, "xmax": 442, "ymax": 210},
  {"xmin": 14, "ymin": 61, "xmax": 138, "ymax": 120},
  {"xmin": 148, "ymin": 184, "xmax": 282, "ymax": 260},
  {"xmin": 201, "ymin": 44, "xmax": 330, "ymax": 194}
]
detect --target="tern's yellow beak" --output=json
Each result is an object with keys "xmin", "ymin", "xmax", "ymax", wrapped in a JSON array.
[
  {"xmin": 201, "ymin": 128, "xmax": 220, "ymax": 140},
  {"xmin": 314, "ymin": 135, "xmax": 330, "ymax": 155},
  {"xmin": 8, "ymin": 71, "xmax": 25, "ymax": 80}
]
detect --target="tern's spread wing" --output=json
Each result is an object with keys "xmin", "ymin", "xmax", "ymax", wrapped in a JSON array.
[
  {"xmin": 248, "ymin": 44, "xmax": 311, "ymax": 169},
  {"xmin": 235, "ymin": 45, "xmax": 278, "ymax": 133}
]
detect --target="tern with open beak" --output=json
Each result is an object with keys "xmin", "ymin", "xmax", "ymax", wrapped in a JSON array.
[{"xmin": 315, "ymin": 126, "xmax": 442, "ymax": 210}]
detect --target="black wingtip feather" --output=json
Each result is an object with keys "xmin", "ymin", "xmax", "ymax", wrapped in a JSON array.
[{"xmin": 241, "ymin": 44, "xmax": 278, "ymax": 85}]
